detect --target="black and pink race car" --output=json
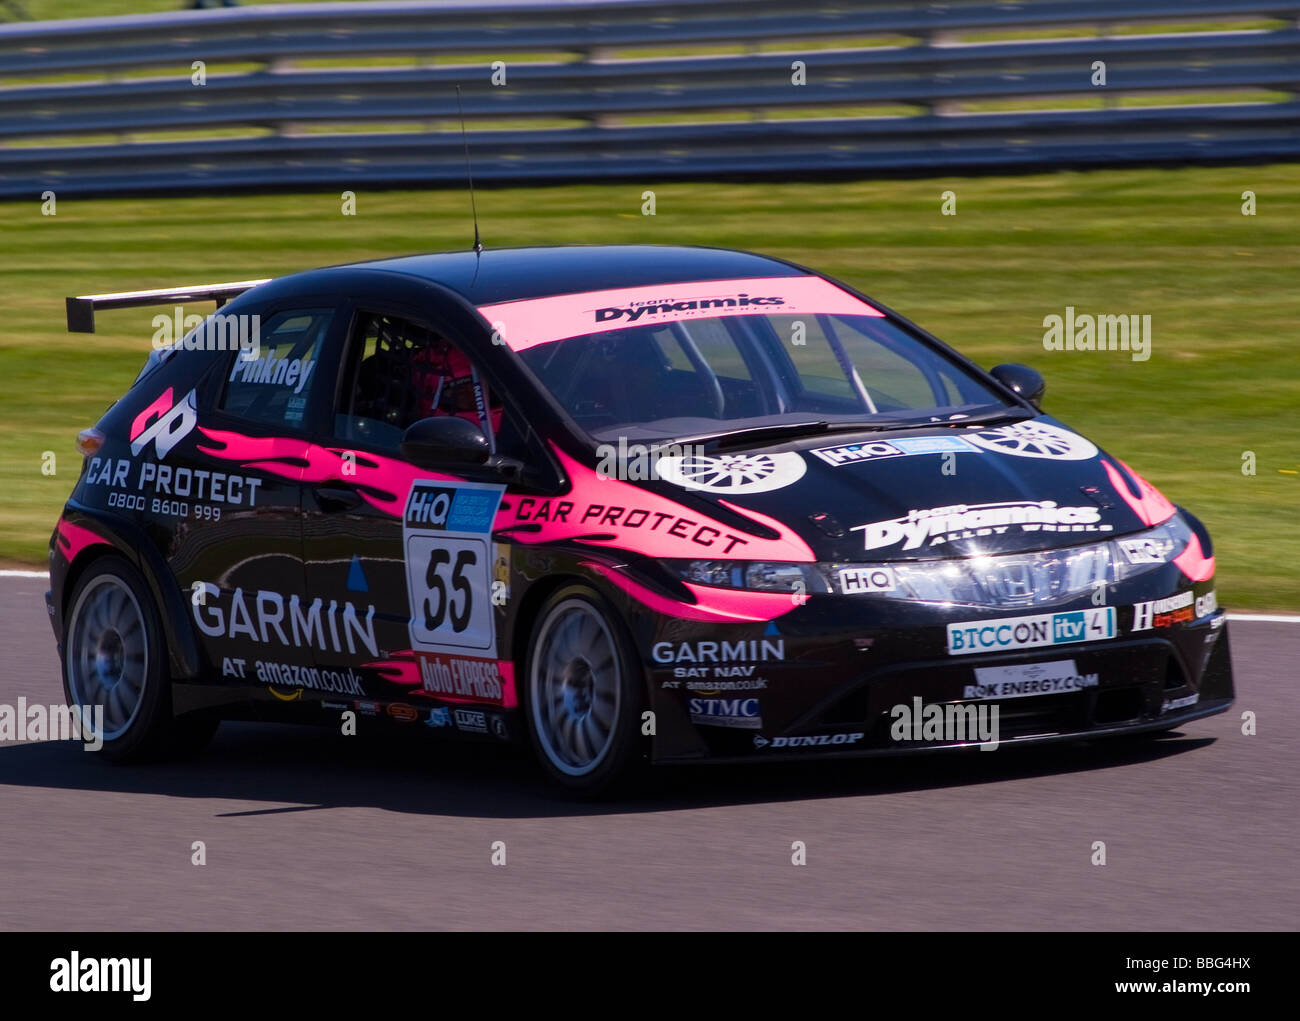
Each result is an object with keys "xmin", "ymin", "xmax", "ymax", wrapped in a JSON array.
[{"xmin": 49, "ymin": 245, "xmax": 1232, "ymax": 794}]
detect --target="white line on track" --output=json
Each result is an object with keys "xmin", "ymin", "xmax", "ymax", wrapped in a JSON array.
[{"xmin": 1, "ymin": 572, "xmax": 1297, "ymax": 621}]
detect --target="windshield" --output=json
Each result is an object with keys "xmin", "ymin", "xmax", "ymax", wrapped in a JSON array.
[{"xmin": 482, "ymin": 275, "xmax": 1011, "ymax": 442}]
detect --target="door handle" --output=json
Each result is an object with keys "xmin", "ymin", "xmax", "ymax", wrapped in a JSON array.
[{"xmin": 312, "ymin": 485, "xmax": 364, "ymax": 512}]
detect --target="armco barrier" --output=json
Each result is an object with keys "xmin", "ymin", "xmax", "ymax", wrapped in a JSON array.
[{"xmin": 2, "ymin": 0, "xmax": 1297, "ymax": 196}]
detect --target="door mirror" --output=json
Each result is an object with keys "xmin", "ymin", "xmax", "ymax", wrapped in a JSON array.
[
  {"xmin": 991, "ymin": 363, "xmax": 1046, "ymax": 410},
  {"xmin": 400, "ymin": 416, "xmax": 490, "ymax": 466}
]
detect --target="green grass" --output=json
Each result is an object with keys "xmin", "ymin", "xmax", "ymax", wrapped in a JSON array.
[{"xmin": 1, "ymin": 165, "xmax": 1297, "ymax": 609}]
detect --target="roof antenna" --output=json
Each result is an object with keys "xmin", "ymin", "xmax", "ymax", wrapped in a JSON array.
[{"xmin": 456, "ymin": 85, "xmax": 483, "ymax": 255}]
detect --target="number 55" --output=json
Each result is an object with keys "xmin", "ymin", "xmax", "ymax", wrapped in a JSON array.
[{"xmin": 423, "ymin": 547, "xmax": 477, "ymax": 633}]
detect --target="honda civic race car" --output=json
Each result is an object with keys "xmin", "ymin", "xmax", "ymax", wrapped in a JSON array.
[{"xmin": 48, "ymin": 244, "xmax": 1233, "ymax": 793}]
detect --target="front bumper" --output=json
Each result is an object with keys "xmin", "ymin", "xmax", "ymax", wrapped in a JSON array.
[
  {"xmin": 661, "ymin": 695, "xmax": 1234, "ymax": 766},
  {"xmin": 647, "ymin": 586, "xmax": 1233, "ymax": 763}
]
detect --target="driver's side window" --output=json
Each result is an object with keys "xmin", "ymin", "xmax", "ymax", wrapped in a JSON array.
[{"xmin": 335, "ymin": 311, "xmax": 501, "ymax": 453}]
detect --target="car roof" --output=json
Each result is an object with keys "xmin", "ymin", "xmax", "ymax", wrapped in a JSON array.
[{"xmin": 310, "ymin": 244, "xmax": 811, "ymax": 306}]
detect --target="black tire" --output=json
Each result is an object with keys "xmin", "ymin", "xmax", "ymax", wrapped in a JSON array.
[
  {"xmin": 61, "ymin": 555, "xmax": 217, "ymax": 763},
  {"xmin": 522, "ymin": 585, "xmax": 647, "ymax": 797}
]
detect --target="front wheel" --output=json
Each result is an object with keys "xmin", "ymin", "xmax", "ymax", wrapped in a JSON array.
[
  {"xmin": 523, "ymin": 586, "xmax": 646, "ymax": 796},
  {"xmin": 62, "ymin": 555, "xmax": 217, "ymax": 762}
]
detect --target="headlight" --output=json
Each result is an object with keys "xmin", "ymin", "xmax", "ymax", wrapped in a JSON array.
[
  {"xmin": 841, "ymin": 546, "xmax": 1112, "ymax": 606},
  {"xmin": 670, "ymin": 560, "xmax": 830, "ymax": 594},
  {"xmin": 1111, "ymin": 512, "xmax": 1193, "ymax": 580},
  {"xmin": 664, "ymin": 513, "xmax": 1191, "ymax": 607}
]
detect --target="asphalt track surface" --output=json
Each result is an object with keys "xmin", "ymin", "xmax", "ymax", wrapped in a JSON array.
[{"xmin": 0, "ymin": 574, "xmax": 1295, "ymax": 931}]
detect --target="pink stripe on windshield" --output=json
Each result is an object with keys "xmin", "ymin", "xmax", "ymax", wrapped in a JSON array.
[{"xmin": 477, "ymin": 275, "xmax": 882, "ymax": 351}]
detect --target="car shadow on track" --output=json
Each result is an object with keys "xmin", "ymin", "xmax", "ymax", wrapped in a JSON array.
[{"xmin": 0, "ymin": 719, "xmax": 1217, "ymax": 819}]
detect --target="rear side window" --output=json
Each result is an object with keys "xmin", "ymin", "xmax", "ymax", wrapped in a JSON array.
[{"xmin": 219, "ymin": 309, "xmax": 333, "ymax": 427}]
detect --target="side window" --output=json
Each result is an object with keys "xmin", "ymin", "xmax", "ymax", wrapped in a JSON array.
[
  {"xmin": 335, "ymin": 312, "xmax": 502, "ymax": 453},
  {"xmin": 219, "ymin": 308, "xmax": 332, "ymax": 427}
]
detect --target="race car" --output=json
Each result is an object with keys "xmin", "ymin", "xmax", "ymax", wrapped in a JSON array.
[{"xmin": 48, "ymin": 244, "xmax": 1233, "ymax": 794}]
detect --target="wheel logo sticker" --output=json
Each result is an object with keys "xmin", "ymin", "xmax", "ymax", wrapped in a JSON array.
[
  {"xmin": 656, "ymin": 452, "xmax": 807, "ymax": 494},
  {"xmin": 964, "ymin": 421, "xmax": 1097, "ymax": 461}
]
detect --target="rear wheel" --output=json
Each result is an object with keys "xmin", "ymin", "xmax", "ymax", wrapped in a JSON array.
[
  {"xmin": 63, "ymin": 555, "xmax": 217, "ymax": 762},
  {"xmin": 524, "ymin": 586, "xmax": 645, "ymax": 796}
]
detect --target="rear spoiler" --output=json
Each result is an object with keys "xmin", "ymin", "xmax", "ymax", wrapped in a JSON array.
[{"xmin": 65, "ymin": 279, "xmax": 271, "ymax": 334}]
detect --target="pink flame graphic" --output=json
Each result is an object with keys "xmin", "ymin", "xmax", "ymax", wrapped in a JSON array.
[
  {"xmin": 581, "ymin": 560, "xmax": 801, "ymax": 622},
  {"xmin": 497, "ymin": 445, "xmax": 815, "ymax": 561},
  {"xmin": 1102, "ymin": 458, "xmax": 1176, "ymax": 527},
  {"xmin": 364, "ymin": 650, "xmax": 421, "ymax": 687},
  {"xmin": 363, "ymin": 650, "xmax": 519, "ymax": 708},
  {"xmin": 1173, "ymin": 534, "xmax": 1216, "ymax": 583},
  {"xmin": 54, "ymin": 519, "xmax": 109, "ymax": 562},
  {"xmin": 1103, "ymin": 458, "xmax": 1212, "ymax": 581},
  {"xmin": 197, "ymin": 428, "xmax": 457, "ymax": 516},
  {"xmin": 194, "ymin": 427, "xmax": 817, "ymax": 566}
]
